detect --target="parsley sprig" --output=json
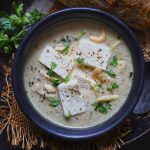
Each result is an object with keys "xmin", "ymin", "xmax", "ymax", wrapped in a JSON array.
[
  {"xmin": 47, "ymin": 62, "xmax": 70, "ymax": 86},
  {"xmin": 107, "ymin": 82, "xmax": 119, "ymax": 92},
  {"xmin": 59, "ymin": 38, "xmax": 71, "ymax": 55},
  {"xmin": 65, "ymin": 111, "xmax": 71, "ymax": 119},
  {"xmin": 48, "ymin": 62, "xmax": 57, "ymax": 76},
  {"xmin": 49, "ymin": 97, "xmax": 61, "ymax": 107},
  {"xmin": 107, "ymin": 70, "xmax": 116, "ymax": 78},
  {"xmin": 0, "ymin": 2, "xmax": 46, "ymax": 54},
  {"xmin": 110, "ymin": 55, "xmax": 118, "ymax": 67},
  {"xmin": 95, "ymin": 83, "xmax": 102, "ymax": 92},
  {"xmin": 75, "ymin": 57, "xmax": 85, "ymax": 65},
  {"xmin": 76, "ymin": 29, "xmax": 85, "ymax": 41},
  {"xmin": 61, "ymin": 41, "xmax": 70, "ymax": 55},
  {"xmin": 47, "ymin": 62, "xmax": 62, "ymax": 86},
  {"xmin": 93, "ymin": 102, "xmax": 112, "ymax": 114}
]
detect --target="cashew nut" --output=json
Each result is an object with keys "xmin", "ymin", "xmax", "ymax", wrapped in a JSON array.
[{"xmin": 90, "ymin": 29, "xmax": 106, "ymax": 43}]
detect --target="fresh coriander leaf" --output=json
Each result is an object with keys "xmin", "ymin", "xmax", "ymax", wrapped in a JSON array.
[
  {"xmin": 50, "ymin": 62, "xmax": 57, "ymax": 70},
  {"xmin": 13, "ymin": 2, "xmax": 23, "ymax": 17},
  {"xmin": 48, "ymin": 62, "xmax": 57, "ymax": 76},
  {"xmin": 51, "ymin": 77, "xmax": 62, "ymax": 87},
  {"xmin": 107, "ymin": 70, "xmax": 116, "ymax": 77},
  {"xmin": 64, "ymin": 76, "xmax": 70, "ymax": 83},
  {"xmin": 95, "ymin": 83, "xmax": 102, "ymax": 92},
  {"xmin": 76, "ymin": 30, "xmax": 85, "ymax": 41},
  {"xmin": 49, "ymin": 97, "xmax": 61, "ymax": 107},
  {"xmin": 61, "ymin": 44, "xmax": 69, "ymax": 55},
  {"xmin": 0, "ymin": 2, "xmax": 46, "ymax": 54},
  {"xmin": 0, "ymin": 33, "xmax": 10, "ymax": 44},
  {"xmin": 75, "ymin": 57, "xmax": 85, "ymax": 65},
  {"xmin": 11, "ymin": 30, "xmax": 26, "ymax": 48},
  {"xmin": 26, "ymin": 9, "xmax": 46, "ymax": 25},
  {"xmin": 12, "ymin": 29, "xmax": 26, "ymax": 40},
  {"xmin": 107, "ymin": 82, "xmax": 119, "ymax": 92},
  {"xmin": 22, "ymin": 16, "xmax": 30, "ymax": 24},
  {"xmin": 0, "ymin": 33, "xmax": 12, "ymax": 53},
  {"xmin": 112, "ymin": 82, "xmax": 119, "ymax": 88},
  {"xmin": 61, "ymin": 40, "xmax": 70, "ymax": 55},
  {"xmin": 47, "ymin": 62, "xmax": 62, "ymax": 86},
  {"xmin": 9, "ymin": 14, "xmax": 22, "ymax": 25},
  {"xmin": 48, "ymin": 70, "xmax": 55, "ymax": 77},
  {"xmin": 93, "ymin": 102, "xmax": 112, "ymax": 114},
  {"xmin": 0, "ymin": 17, "xmax": 14, "ymax": 32},
  {"xmin": 110, "ymin": 55, "xmax": 118, "ymax": 67},
  {"xmin": 65, "ymin": 111, "xmax": 71, "ymax": 119}
]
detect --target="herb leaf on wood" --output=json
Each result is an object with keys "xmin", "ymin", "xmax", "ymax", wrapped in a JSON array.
[{"xmin": 0, "ymin": 2, "xmax": 46, "ymax": 54}]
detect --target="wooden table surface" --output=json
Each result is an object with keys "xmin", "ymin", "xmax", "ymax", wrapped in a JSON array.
[{"xmin": 0, "ymin": 130, "xmax": 150, "ymax": 150}]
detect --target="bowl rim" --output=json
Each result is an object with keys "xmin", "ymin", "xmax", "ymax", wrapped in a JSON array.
[{"xmin": 12, "ymin": 8, "xmax": 145, "ymax": 141}]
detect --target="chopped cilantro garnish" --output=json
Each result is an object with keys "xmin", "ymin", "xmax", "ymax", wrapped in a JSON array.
[
  {"xmin": 64, "ymin": 76, "xmax": 70, "ymax": 83},
  {"xmin": 65, "ymin": 111, "xmax": 71, "ymax": 119},
  {"xmin": 76, "ymin": 30, "xmax": 86, "ymax": 41},
  {"xmin": 75, "ymin": 57, "xmax": 85, "ymax": 65},
  {"xmin": 110, "ymin": 56, "xmax": 118, "ymax": 67},
  {"xmin": 47, "ymin": 62, "xmax": 63, "ymax": 86},
  {"xmin": 112, "ymin": 82, "xmax": 119, "ymax": 88},
  {"xmin": 93, "ymin": 102, "xmax": 112, "ymax": 114},
  {"xmin": 51, "ymin": 62, "xmax": 57, "ymax": 69},
  {"xmin": 51, "ymin": 77, "xmax": 62, "ymax": 87},
  {"xmin": 48, "ymin": 62, "xmax": 57, "ymax": 76},
  {"xmin": 49, "ymin": 97, "xmax": 61, "ymax": 107},
  {"xmin": 107, "ymin": 82, "xmax": 119, "ymax": 92},
  {"xmin": 107, "ymin": 70, "xmax": 116, "ymax": 77},
  {"xmin": 47, "ymin": 62, "xmax": 71, "ymax": 86},
  {"xmin": 95, "ymin": 83, "xmax": 102, "ymax": 92},
  {"xmin": 61, "ymin": 40, "xmax": 71, "ymax": 55}
]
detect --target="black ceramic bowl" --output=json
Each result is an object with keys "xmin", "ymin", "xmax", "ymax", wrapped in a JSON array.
[{"xmin": 12, "ymin": 8, "xmax": 144, "ymax": 141}]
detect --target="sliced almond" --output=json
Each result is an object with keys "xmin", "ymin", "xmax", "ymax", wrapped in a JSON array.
[
  {"xmin": 91, "ymin": 83, "xmax": 100, "ymax": 97},
  {"xmin": 97, "ymin": 95, "xmax": 119, "ymax": 102},
  {"xmin": 111, "ymin": 40, "xmax": 121, "ymax": 50}
]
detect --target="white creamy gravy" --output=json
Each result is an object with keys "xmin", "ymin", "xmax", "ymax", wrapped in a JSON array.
[{"xmin": 24, "ymin": 19, "xmax": 133, "ymax": 128}]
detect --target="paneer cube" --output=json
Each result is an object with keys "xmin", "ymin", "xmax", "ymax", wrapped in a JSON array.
[
  {"xmin": 39, "ymin": 46, "xmax": 74, "ymax": 79},
  {"xmin": 74, "ymin": 74, "xmax": 97, "ymax": 101},
  {"xmin": 77, "ymin": 39, "xmax": 111, "ymax": 70},
  {"xmin": 58, "ymin": 79, "xmax": 86, "ymax": 116}
]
